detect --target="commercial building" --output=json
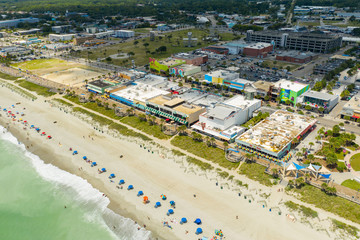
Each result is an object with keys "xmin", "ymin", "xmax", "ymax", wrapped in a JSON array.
[
  {"xmin": 245, "ymin": 81, "xmax": 274, "ymax": 99},
  {"xmin": 95, "ymin": 30, "xmax": 114, "ymax": 39},
  {"xmin": 224, "ymin": 41, "xmax": 249, "ymax": 55},
  {"xmin": 146, "ymin": 95, "xmax": 205, "ymax": 125},
  {"xmin": 192, "ymin": 95, "xmax": 261, "ymax": 141},
  {"xmin": 115, "ymin": 30, "xmax": 135, "ymax": 38},
  {"xmin": 87, "ymin": 79, "xmax": 121, "ymax": 94},
  {"xmin": 236, "ymin": 110, "xmax": 317, "ymax": 161},
  {"xmin": 0, "ymin": 18, "xmax": 39, "ymax": 28},
  {"xmin": 243, "ymin": 42, "xmax": 273, "ymax": 58},
  {"xmin": 0, "ymin": 46, "xmax": 31, "ymax": 57},
  {"xmin": 297, "ymin": 91, "xmax": 339, "ymax": 113},
  {"xmin": 169, "ymin": 64, "xmax": 201, "ymax": 77},
  {"xmin": 340, "ymin": 96, "xmax": 360, "ymax": 120},
  {"xmin": 313, "ymin": 59, "xmax": 345, "ymax": 75},
  {"xmin": 172, "ymin": 53, "xmax": 208, "ymax": 66},
  {"xmin": 178, "ymin": 88, "xmax": 225, "ymax": 109},
  {"xmin": 201, "ymin": 46, "xmax": 229, "ymax": 55},
  {"xmin": 110, "ymin": 82, "xmax": 169, "ymax": 110},
  {"xmin": 16, "ymin": 28, "xmax": 41, "ymax": 35},
  {"xmin": 49, "ymin": 34, "xmax": 76, "ymax": 42},
  {"xmin": 149, "ymin": 58, "xmax": 185, "ymax": 74},
  {"xmin": 276, "ymin": 51, "xmax": 317, "ymax": 64},
  {"xmin": 44, "ymin": 43, "xmax": 72, "ymax": 51},
  {"xmin": 272, "ymin": 79, "xmax": 309, "ymax": 105},
  {"xmin": 118, "ymin": 70, "xmax": 146, "ymax": 80},
  {"xmin": 136, "ymin": 74, "xmax": 178, "ymax": 91},
  {"xmin": 204, "ymin": 70, "xmax": 239, "ymax": 85},
  {"xmin": 246, "ymin": 30, "xmax": 342, "ymax": 53},
  {"xmin": 51, "ymin": 25, "xmax": 71, "ymax": 34},
  {"xmin": 223, "ymin": 78, "xmax": 252, "ymax": 91}
]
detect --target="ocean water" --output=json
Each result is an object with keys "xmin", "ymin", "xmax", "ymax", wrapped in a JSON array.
[{"xmin": 0, "ymin": 126, "xmax": 151, "ymax": 240}]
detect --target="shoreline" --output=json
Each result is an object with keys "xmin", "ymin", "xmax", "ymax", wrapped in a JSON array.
[
  {"xmin": 0, "ymin": 117, "xmax": 167, "ymax": 240},
  {"xmin": 1, "ymin": 85, "xmax": 358, "ymax": 240}
]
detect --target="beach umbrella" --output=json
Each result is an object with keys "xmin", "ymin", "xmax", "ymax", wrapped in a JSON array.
[
  {"xmin": 101, "ymin": 168, "xmax": 106, "ymax": 172},
  {"xmin": 109, "ymin": 173, "xmax": 115, "ymax": 178},
  {"xmin": 167, "ymin": 209, "xmax": 174, "ymax": 215},
  {"xmin": 194, "ymin": 218, "xmax": 202, "ymax": 225},
  {"xmin": 196, "ymin": 228, "xmax": 203, "ymax": 235},
  {"xmin": 47, "ymin": 136, "xmax": 52, "ymax": 139},
  {"xmin": 73, "ymin": 150, "xmax": 78, "ymax": 155},
  {"xmin": 83, "ymin": 156, "xmax": 87, "ymax": 160},
  {"xmin": 143, "ymin": 196, "xmax": 149, "ymax": 202},
  {"xmin": 91, "ymin": 162, "xmax": 97, "ymax": 167},
  {"xmin": 155, "ymin": 202, "xmax": 161, "ymax": 208},
  {"xmin": 161, "ymin": 194, "xmax": 167, "ymax": 200},
  {"xmin": 41, "ymin": 132, "xmax": 45, "ymax": 135},
  {"xmin": 30, "ymin": 125, "xmax": 34, "ymax": 128},
  {"xmin": 127, "ymin": 185, "xmax": 134, "ymax": 190},
  {"xmin": 180, "ymin": 218, "xmax": 187, "ymax": 224},
  {"xmin": 137, "ymin": 191, "xmax": 144, "ymax": 196},
  {"xmin": 170, "ymin": 201, "xmax": 175, "ymax": 206},
  {"xmin": 119, "ymin": 179, "xmax": 125, "ymax": 185}
]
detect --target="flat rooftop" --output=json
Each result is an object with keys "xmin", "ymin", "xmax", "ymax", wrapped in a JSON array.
[
  {"xmin": 237, "ymin": 110, "xmax": 316, "ymax": 153},
  {"xmin": 343, "ymin": 96, "xmax": 360, "ymax": 112},
  {"xmin": 302, "ymin": 91, "xmax": 338, "ymax": 101},
  {"xmin": 277, "ymin": 50, "xmax": 317, "ymax": 59},
  {"xmin": 253, "ymin": 81, "xmax": 273, "ymax": 92},
  {"xmin": 148, "ymin": 95, "xmax": 202, "ymax": 115},
  {"xmin": 88, "ymin": 80, "xmax": 112, "ymax": 88},
  {"xmin": 203, "ymin": 104, "xmax": 239, "ymax": 120},
  {"xmin": 173, "ymin": 53, "xmax": 206, "ymax": 60},
  {"xmin": 179, "ymin": 89, "xmax": 225, "ymax": 109},
  {"xmin": 274, "ymin": 79, "xmax": 308, "ymax": 92},
  {"xmin": 207, "ymin": 70, "xmax": 239, "ymax": 79},
  {"xmin": 244, "ymin": 42, "xmax": 272, "ymax": 49},
  {"xmin": 158, "ymin": 58, "xmax": 184, "ymax": 67},
  {"xmin": 112, "ymin": 82, "xmax": 168, "ymax": 103},
  {"xmin": 223, "ymin": 95, "xmax": 261, "ymax": 110},
  {"xmin": 249, "ymin": 31, "xmax": 341, "ymax": 41}
]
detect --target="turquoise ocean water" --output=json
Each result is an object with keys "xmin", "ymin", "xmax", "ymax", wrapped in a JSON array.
[{"xmin": 0, "ymin": 125, "xmax": 151, "ymax": 240}]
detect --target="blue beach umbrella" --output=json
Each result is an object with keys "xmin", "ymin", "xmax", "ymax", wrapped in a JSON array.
[
  {"xmin": 30, "ymin": 125, "xmax": 34, "ymax": 128},
  {"xmin": 170, "ymin": 201, "xmax": 175, "ymax": 206},
  {"xmin": 101, "ymin": 168, "xmax": 106, "ymax": 172},
  {"xmin": 180, "ymin": 218, "xmax": 187, "ymax": 224},
  {"xmin": 83, "ymin": 156, "xmax": 87, "ymax": 160},
  {"xmin": 91, "ymin": 162, "xmax": 97, "ymax": 167},
  {"xmin": 167, "ymin": 209, "xmax": 174, "ymax": 215},
  {"xmin": 155, "ymin": 202, "xmax": 161, "ymax": 208},
  {"xmin": 127, "ymin": 185, "xmax": 134, "ymax": 190},
  {"xmin": 109, "ymin": 173, "xmax": 115, "ymax": 178},
  {"xmin": 194, "ymin": 218, "xmax": 202, "ymax": 225},
  {"xmin": 119, "ymin": 179, "xmax": 125, "ymax": 184},
  {"xmin": 137, "ymin": 191, "xmax": 144, "ymax": 196},
  {"xmin": 73, "ymin": 150, "xmax": 78, "ymax": 155},
  {"xmin": 196, "ymin": 228, "xmax": 203, "ymax": 234}
]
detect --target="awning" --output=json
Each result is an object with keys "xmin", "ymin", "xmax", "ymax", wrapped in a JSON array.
[
  {"xmin": 293, "ymin": 162, "xmax": 306, "ymax": 171},
  {"xmin": 319, "ymin": 173, "xmax": 331, "ymax": 179}
]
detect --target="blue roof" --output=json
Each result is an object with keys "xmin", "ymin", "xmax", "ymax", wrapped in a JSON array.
[
  {"xmin": 293, "ymin": 162, "xmax": 305, "ymax": 170},
  {"xmin": 319, "ymin": 173, "xmax": 331, "ymax": 179}
]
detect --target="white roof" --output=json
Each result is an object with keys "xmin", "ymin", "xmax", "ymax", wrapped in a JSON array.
[
  {"xmin": 274, "ymin": 79, "xmax": 308, "ymax": 92},
  {"xmin": 112, "ymin": 82, "xmax": 168, "ymax": 103},
  {"xmin": 223, "ymin": 95, "xmax": 261, "ymax": 110}
]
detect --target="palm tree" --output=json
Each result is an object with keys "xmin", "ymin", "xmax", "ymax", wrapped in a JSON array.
[
  {"xmin": 210, "ymin": 137, "xmax": 215, "ymax": 147},
  {"xmin": 309, "ymin": 142, "xmax": 314, "ymax": 150},
  {"xmin": 295, "ymin": 177, "xmax": 305, "ymax": 188},
  {"xmin": 223, "ymin": 142, "xmax": 229, "ymax": 152},
  {"xmin": 178, "ymin": 125, "xmax": 187, "ymax": 135},
  {"xmin": 296, "ymin": 152, "xmax": 302, "ymax": 160},
  {"xmin": 272, "ymin": 168, "xmax": 278, "ymax": 178}
]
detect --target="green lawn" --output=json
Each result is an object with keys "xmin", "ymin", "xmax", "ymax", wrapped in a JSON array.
[
  {"xmin": 72, "ymin": 107, "xmax": 151, "ymax": 141},
  {"xmin": 12, "ymin": 58, "xmax": 69, "ymax": 70},
  {"xmin": 332, "ymin": 219, "xmax": 358, "ymax": 237},
  {"xmin": 0, "ymin": 72, "xmax": 19, "ymax": 80},
  {"xmin": 342, "ymin": 179, "xmax": 360, "ymax": 191},
  {"xmin": 186, "ymin": 156, "xmax": 214, "ymax": 171},
  {"xmin": 63, "ymin": 95, "xmax": 121, "ymax": 120},
  {"xmin": 53, "ymin": 98, "xmax": 73, "ymax": 107},
  {"xmin": 298, "ymin": 21, "xmax": 320, "ymax": 27},
  {"xmin": 290, "ymin": 184, "xmax": 360, "ymax": 225},
  {"xmin": 238, "ymin": 162, "xmax": 275, "ymax": 186},
  {"xmin": 351, "ymin": 153, "xmax": 360, "ymax": 171},
  {"xmin": 171, "ymin": 135, "xmax": 239, "ymax": 169},
  {"xmin": 261, "ymin": 60, "xmax": 298, "ymax": 71},
  {"xmin": 73, "ymin": 29, "xmax": 239, "ymax": 67},
  {"xmin": 284, "ymin": 201, "xmax": 318, "ymax": 218},
  {"xmin": 120, "ymin": 116, "xmax": 170, "ymax": 140},
  {"xmin": 16, "ymin": 80, "xmax": 56, "ymax": 97}
]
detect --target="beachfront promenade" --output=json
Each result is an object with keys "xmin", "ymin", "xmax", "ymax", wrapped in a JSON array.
[{"xmin": 1, "ymin": 81, "xmax": 360, "ymax": 240}]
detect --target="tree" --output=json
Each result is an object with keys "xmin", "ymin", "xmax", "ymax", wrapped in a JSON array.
[
  {"xmin": 157, "ymin": 46, "xmax": 167, "ymax": 53},
  {"xmin": 264, "ymin": 95, "xmax": 270, "ymax": 101},
  {"xmin": 178, "ymin": 125, "xmax": 187, "ymax": 136},
  {"xmin": 134, "ymin": 40, "xmax": 139, "ymax": 45},
  {"xmin": 128, "ymin": 52, "xmax": 135, "ymax": 58},
  {"xmin": 325, "ymin": 152, "xmax": 338, "ymax": 167},
  {"xmin": 349, "ymin": 15, "xmax": 356, "ymax": 22},
  {"xmin": 308, "ymin": 142, "xmax": 314, "ymax": 150},
  {"xmin": 143, "ymin": 42, "xmax": 149, "ymax": 48},
  {"xmin": 340, "ymin": 90, "xmax": 350, "ymax": 99},
  {"xmin": 272, "ymin": 168, "xmax": 278, "ymax": 178},
  {"xmin": 318, "ymin": 107, "xmax": 324, "ymax": 113},
  {"xmin": 296, "ymin": 152, "xmax": 303, "ymax": 160},
  {"xmin": 332, "ymin": 125, "xmax": 340, "ymax": 136},
  {"xmin": 285, "ymin": 99, "xmax": 291, "ymax": 105},
  {"xmin": 305, "ymin": 105, "xmax": 312, "ymax": 110},
  {"xmin": 295, "ymin": 177, "xmax": 305, "ymax": 188},
  {"xmin": 307, "ymin": 154, "xmax": 315, "ymax": 162},
  {"xmin": 223, "ymin": 142, "xmax": 229, "ymax": 152}
]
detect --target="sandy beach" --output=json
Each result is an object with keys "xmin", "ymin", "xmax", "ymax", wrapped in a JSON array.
[{"xmin": 0, "ymin": 85, "xmax": 357, "ymax": 240}]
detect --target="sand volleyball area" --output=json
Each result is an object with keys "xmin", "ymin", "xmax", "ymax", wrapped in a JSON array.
[{"xmin": 12, "ymin": 58, "xmax": 105, "ymax": 87}]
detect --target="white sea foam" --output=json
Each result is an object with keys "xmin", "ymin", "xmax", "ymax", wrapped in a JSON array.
[{"xmin": 0, "ymin": 125, "xmax": 152, "ymax": 240}]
